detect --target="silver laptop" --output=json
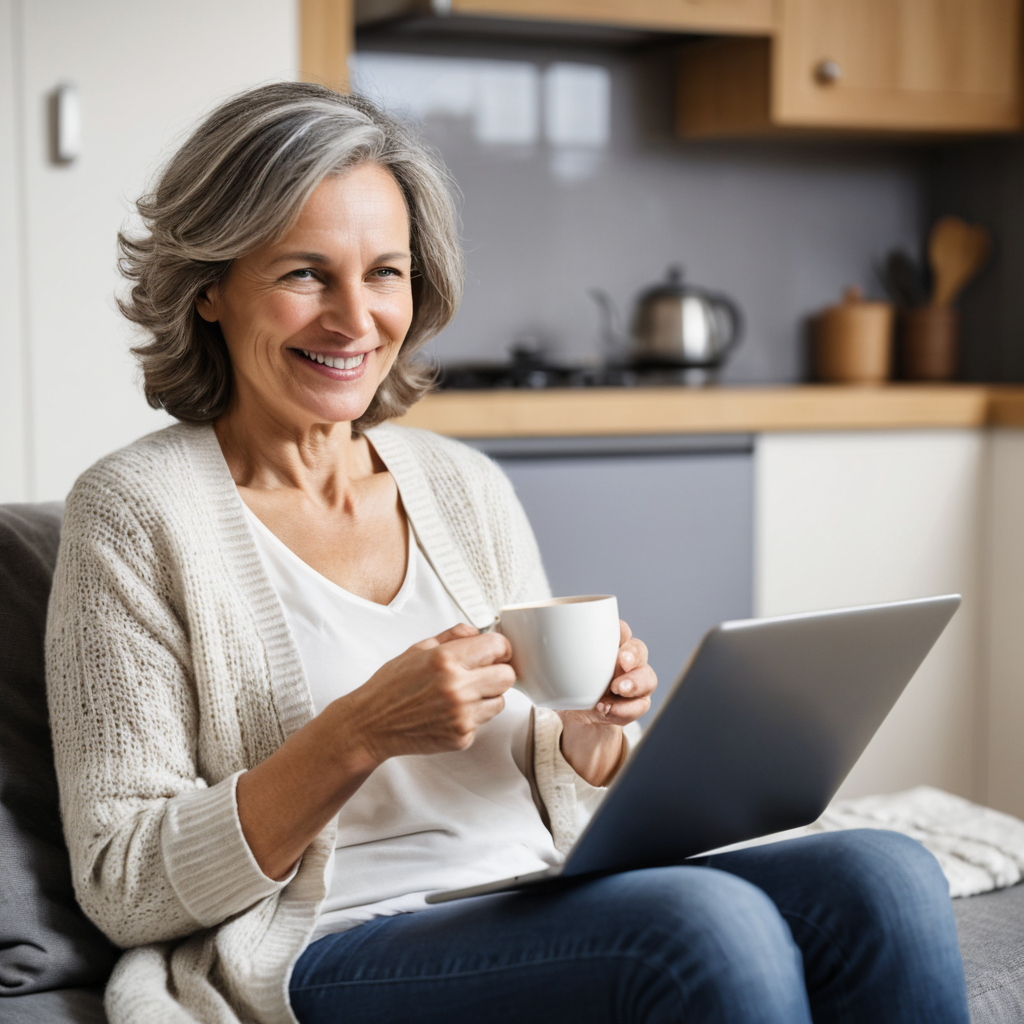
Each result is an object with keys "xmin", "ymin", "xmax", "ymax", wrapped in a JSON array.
[{"xmin": 427, "ymin": 594, "xmax": 961, "ymax": 904}]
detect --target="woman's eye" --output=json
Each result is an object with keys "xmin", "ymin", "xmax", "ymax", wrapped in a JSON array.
[
  {"xmin": 289, "ymin": 268, "xmax": 318, "ymax": 281},
  {"xmin": 373, "ymin": 267, "xmax": 401, "ymax": 279}
]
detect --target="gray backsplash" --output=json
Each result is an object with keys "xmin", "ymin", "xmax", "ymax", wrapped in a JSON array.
[
  {"xmin": 356, "ymin": 36, "xmax": 929, "ymax": 384},
  {"xmin": 929, "ymin": 138, "xmax": 1024, "ymax": 383}
]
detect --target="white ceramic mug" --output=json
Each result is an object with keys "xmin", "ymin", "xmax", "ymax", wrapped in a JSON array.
[{"xmin": 495, "ymin": 595, "xmax": 620, "ymax": 710}]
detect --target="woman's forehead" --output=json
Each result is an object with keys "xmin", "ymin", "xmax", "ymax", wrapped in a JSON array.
[
  {"xmin": 301, "ymin": 168, "xmax": 406, "ymax": 224},
  {"xmin": 266, "ymin": 168, "xmax": 411, "ymax": 257}
]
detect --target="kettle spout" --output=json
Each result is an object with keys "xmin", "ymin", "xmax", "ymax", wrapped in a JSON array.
[{"xmin": 588, "ymin": 288, "xmax": 627, "ymax": 362}]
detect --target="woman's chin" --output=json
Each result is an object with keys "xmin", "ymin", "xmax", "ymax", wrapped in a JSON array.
[{"xmin": 291, "ymin": 392, "xmax": 377, "ymax": 427}]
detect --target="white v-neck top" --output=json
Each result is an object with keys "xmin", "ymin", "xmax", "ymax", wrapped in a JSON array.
[{"xmin": 244, "ymin": 506, "xmax": 560, "ymax": 937}]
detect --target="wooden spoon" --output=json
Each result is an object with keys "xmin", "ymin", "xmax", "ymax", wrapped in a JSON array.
[{"xmin": 929, "ymin": 216, "xmax": 991, "ymax": 307}]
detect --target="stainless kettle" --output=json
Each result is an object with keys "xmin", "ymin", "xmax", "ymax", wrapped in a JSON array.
[{"xmin": 592, "ymin": 266, "xmax": 743, "ymax": 380}]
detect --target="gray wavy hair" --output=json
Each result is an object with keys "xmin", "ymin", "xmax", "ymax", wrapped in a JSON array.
[{"xmin": 118, "ymin": 82, "xmax": 464, "ymax": 430}]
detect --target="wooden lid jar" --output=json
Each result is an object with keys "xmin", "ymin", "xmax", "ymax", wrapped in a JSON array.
[{"xmin": 812, "ymin": 287, "xmax": 894, "ymax": 385}]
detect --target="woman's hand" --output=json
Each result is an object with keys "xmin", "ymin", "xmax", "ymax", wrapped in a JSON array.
[
  {"xmin": 341, "ymin": 623, "xmax": 516, "ymax": 764},
  {"xmin": 557, "ymin": 620, "xmax": 657, "ymax": 787},
  {"xmin": 237, "ymin": 623, "xmax": 514, "ymax": 881}
]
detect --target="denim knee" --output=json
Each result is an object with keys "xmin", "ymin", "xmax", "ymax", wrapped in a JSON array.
[
  {"xmin": 604, "ymin": 867, "xmax": 810, "ymax": 1021},
  {"xmin": 815, "ymin": 829, "xmax": 950, "ymax": 921}
]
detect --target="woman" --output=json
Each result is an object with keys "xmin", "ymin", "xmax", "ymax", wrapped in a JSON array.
[{"xmin": 46, "ymin": 82, "xmax": 970, "ymax": 1024}]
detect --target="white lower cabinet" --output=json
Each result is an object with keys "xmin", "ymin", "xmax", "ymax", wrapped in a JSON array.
[
  {"xmin": 491, "ymin": 426, "xmax": 1024, "ymax": 815},
  {"xmin": 755, "ymin": 428, "xmax": 1024, "ymax": 812}
]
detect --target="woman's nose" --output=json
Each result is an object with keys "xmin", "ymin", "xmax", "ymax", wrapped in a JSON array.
[{"xmin": 320, "ymin": 281, "xmax": 375, "ymax": 341}]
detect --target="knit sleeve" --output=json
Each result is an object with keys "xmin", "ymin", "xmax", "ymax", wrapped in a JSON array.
[{"xmin": 45, "ymin": 479, "xmax": 288, "ymax": 949}]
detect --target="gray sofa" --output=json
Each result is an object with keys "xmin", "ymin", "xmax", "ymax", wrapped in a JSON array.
[{"xmin": 1, "ymin": 502, "xmax": 1023, "ymax": 1024}]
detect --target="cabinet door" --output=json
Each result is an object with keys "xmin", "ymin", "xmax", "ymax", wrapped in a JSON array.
[
  {"xmin": 756, "ymin": 430, "xmax": 985, "ymax": 802},
  {"xmin": 474, "ymin": 435, "xmax": 754, "ymax": 720},
  {"xmin": 362, "ymin": 0, "xmax": 775, "ymax": 34},
  {"xmin": 774, "ymin": 0, "xmax": 1022, "ymax": 131}
]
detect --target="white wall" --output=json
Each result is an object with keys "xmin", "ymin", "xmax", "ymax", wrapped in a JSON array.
[
  {"xmin": 755, "ymin": 430, "xmax": 986, "ymax": 802},
  {"xmin": 2, "ymin": 0, "xmax": 297, "ymax": 501}
]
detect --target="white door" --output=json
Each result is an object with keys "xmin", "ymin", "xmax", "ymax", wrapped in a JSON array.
[{"xmin": 1, "ymin": 0, "xmax": 297, "ymax": 501}]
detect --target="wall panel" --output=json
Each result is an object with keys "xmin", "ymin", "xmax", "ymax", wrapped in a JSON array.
[{"xmin": 0, "ymin": 0, "xmax": 26, "ymax": 501}]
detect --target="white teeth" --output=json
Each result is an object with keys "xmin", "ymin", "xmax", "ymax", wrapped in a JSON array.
[
  {"xmin": 324, "ymin": 353, "xmax": 366, "ymax": 369},
  {"xmin": 300, "ymin": 350, "xmax": 366, "ymax": 370}
]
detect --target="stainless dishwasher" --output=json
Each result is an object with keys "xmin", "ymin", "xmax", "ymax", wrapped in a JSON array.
[{"xmin": 464, "ymin": 434, "xmax": 754, "ymax": 720}]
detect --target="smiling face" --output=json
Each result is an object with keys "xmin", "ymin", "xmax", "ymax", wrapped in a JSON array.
[{"xmin": 197, "ymin": 162, "xmax": 414, "ymax": 433}]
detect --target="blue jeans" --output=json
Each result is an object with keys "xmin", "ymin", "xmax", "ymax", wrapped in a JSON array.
[{"xmin": 289, "ymin": 830, "xmax": 970, "ymax": 1023}]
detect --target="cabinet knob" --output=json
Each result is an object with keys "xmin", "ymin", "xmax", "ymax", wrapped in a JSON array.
[{"xmin": 815, "ymin": 60, "xmax": 842, "ymax": 85}]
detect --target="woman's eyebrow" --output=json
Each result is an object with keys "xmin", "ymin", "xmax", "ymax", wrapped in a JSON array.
[
  {"xmin": 268, "ymin": 250, "xmax": 412, "ymax": 266},
  {"xmin": 269, "ymin": 251, "xmax": 329, "ymax": 266}
]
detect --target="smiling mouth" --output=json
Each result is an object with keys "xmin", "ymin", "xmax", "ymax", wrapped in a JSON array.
[{"xmin": 297, "ymin": 349, "xmax": 367, "ymax": 370}]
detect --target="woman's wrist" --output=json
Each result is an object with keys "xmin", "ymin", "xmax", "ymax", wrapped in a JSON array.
[
  {"xmin": 557, "ymin": 713, "xmax": 626, "ymax": 787},
  {"xmin": 319, "ymin": 692, "xmax": 388, "ymax": 777},
  {"xmin": 236, "ymin": 699, "xmax": 380, "ymax": 881}
]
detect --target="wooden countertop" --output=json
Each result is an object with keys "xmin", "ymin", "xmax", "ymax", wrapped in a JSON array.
[{"xmin": 394, "ymin": 385, "xmax": 1024, "ymax": 437}]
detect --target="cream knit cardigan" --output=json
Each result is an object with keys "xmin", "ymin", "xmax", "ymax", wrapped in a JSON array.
[{"xmin": 46, "ymin": 421, "xmax": 601, "ymax": 1024}]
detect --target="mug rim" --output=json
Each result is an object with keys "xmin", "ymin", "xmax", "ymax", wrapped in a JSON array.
[{"xmin": 500, "ymin": 594, "xmax": 615, "ymax": 613}]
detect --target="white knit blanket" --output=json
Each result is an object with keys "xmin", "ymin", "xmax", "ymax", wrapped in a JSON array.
[{"xmin": 802, "ymin": 786, "xmax": 1024, "ymax": 898}]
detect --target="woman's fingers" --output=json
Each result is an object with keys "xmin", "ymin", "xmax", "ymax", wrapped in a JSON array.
[
  {"xmin": 616, "ymin": 636, "xmax": 649, "ymax": 674},
  {"xmin": 465, "ymin": 662, "xmax": 517, "ymax": 699},
  {"xmin": 438, "ymin": 632, "xmax": 512, "ymax": 669},
  {"xmin": 473, "ymin": 693, "xmax": 508, "ymax": 724},
  {"xmin": 415, "ymin": 622, "xmax": 479, "ymax": 650},
  {"xmin": 590, "ymin": 663, "xmax": 657, "ymax": 724},
  {"xmin": 609, "ymin": 664, "xmax": 657, "ymax": 699},
  {"xmin": 594, "ymin": 695, "xmax": 651, "ymax": 723},
  {"xmin": 412, "ymin": 627, "xmax": 511, "ymax": 669}
]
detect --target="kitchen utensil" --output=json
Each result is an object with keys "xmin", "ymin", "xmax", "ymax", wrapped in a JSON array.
[
  {"xmin": 899, "ymin": 307, "xmax": 959, "ymax": 381},
  {"xmin": 812, "ymin": 287, "xmax": 894, "ymax": 385},
  {"xmin": 882, "ymin": 249, "xmax": 928, "ymax": 308},
  {"xmin": 928, "ymin": 217, "xmax": 991, "ymax": 307},
  {"xmin": 495, "ymin": 595, "xmax": 620, "ymax": 710},
  {"xmin": 590, "ymin": 266, "xmax": 743, "ymax": 383}
]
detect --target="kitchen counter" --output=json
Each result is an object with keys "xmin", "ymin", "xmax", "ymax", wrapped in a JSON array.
[{"xmin": 395, "ymin": 385, "xmax": 1024, "ymax": 437}]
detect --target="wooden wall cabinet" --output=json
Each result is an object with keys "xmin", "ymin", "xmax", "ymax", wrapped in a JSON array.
[
  {"xmin": 356, "ymin": 0, "xmax": 774, "ymax": 36},
  {"xmin": 302, "ymin": 0, "xmax": 354, "ymax": 90},
  {"xmin": 319, "ymin": 0, "xmax": 1023, "ymax": 135},
  {"xmin": 678, "ymin": 0, "xmax": 1023, "ymax": 137}
]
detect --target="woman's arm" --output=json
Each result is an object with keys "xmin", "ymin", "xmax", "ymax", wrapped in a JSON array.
[
  {"xmin": 47, "ymin": 486, "xmax": 236, "ymax": 947},
  {"xmin": 236, "ymin": 624, "xmax": 515, "ymax": 880},
  {"xmin": 48, "ymin": 478, "xmax": 516, "ymax": 944},
  {"xmin": 558, "ymin": 620, "xmax": 657, "ymax": 786}
]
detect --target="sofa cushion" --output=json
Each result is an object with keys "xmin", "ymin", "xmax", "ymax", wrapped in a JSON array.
[
  {"xmin": 0, "ymin": 987, "xmax": 107, "ymax": 1024},
  {"xmin": 955, "ymin": 882, "xmax": 1024, "ymax": 1024},
  {"xmin": 0, "ymin": 504, "xmax": 119, "ymax": 996}
]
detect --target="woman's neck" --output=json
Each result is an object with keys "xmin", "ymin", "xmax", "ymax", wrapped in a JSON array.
[{"xmin": 213, "ymin": 401, "xmax": 376, "ymax": 507}]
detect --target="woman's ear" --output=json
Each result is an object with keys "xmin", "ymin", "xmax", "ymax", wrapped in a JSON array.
[{"xmin": 196, "ymin": 283, "xmax": 220, "ymax": 323}]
